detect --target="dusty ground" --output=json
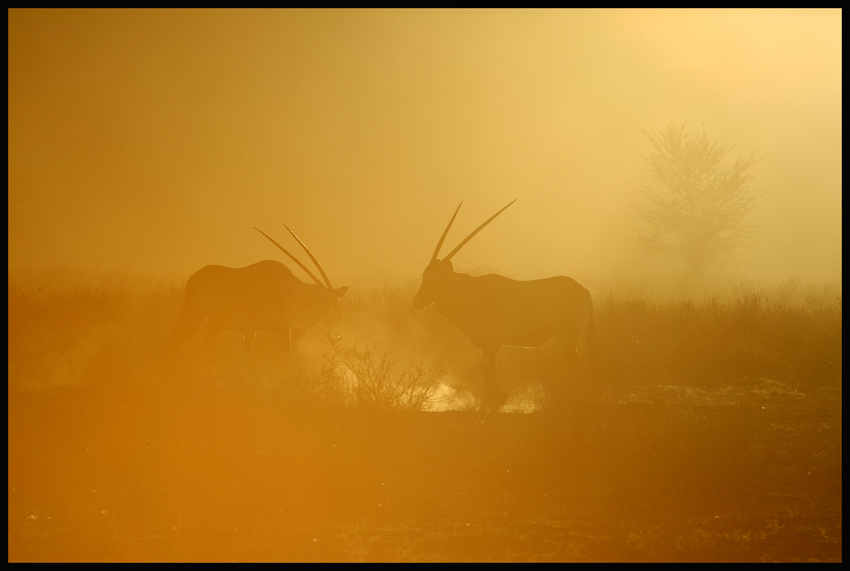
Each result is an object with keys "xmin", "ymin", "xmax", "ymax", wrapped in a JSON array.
[{"xmin": 8, "ymin": 376, "xmax": 842, "ymax": 562}]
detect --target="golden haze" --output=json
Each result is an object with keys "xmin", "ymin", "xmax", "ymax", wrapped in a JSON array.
[
  {"xmin": 8, "ymin": 9, "xmax": 842, "ymax": 563},
  {"xmin": 8, "ymin": 9, "xmax": 841, "ymax": 285}
]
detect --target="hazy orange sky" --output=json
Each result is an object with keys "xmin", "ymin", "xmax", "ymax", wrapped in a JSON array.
[{"xmin": 9, "ymin": 9, "xmax": 842, "ymax": 287}]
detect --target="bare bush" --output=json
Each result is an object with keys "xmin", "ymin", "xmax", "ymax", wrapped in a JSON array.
[{"xmin": 323, "ymin": 338, "xmax": 446, "ymax": 412}]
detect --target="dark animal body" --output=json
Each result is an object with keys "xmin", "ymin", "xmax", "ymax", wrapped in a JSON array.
[
  {"xmin": 413, "ymin": 201, "xmax": 599, "ymax": 410},
  {"xmin": 167, "ymin": 226, "xmax": 348, "ymax": 364}
]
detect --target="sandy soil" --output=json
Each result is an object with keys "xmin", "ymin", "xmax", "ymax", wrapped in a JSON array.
[{"xmin": 8, "ymin": 377, "xmax": 842, "ymax": 562}]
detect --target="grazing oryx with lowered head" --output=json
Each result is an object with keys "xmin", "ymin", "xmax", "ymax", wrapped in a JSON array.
[
  {"xmin": 412, "ymin": 200, "xmax": 599, "ymax": 411},
  {"xmin": 167, "ymin": 224, "xmax": 348, "ymax": 366}
]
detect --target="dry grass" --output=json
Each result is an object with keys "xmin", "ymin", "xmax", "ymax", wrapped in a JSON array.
[
  {"xmin": 7, "ymin": 271, "xmax": 842, "ymax": 562},
  {"xmin": 8, "ymin": 270, "xmax": 842, "ymax": 403}
]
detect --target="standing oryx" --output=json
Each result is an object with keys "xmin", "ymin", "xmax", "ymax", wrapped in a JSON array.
[
  {"xmin": 167, "ymin": 224, "xmax": 348, "ymax": 366},
  {"xmin": 412, "ymin": 200, "xmax": 599, "ymax": 411}
]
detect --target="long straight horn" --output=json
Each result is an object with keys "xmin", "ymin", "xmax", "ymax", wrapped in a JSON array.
[
  {"xmin": 431, "ymin": 202, "xmax": 463, "ymax": 263},
  {"xmin": 282, "ymin": 223, "xmax": 334, "ymax": 290},
  {"xmin": 442, "ymin": 199, "xmax": 518, "ymax": 261},
  {"xmin": 254, "ymin": 227, "xmax": 325, "ymax": 287}
]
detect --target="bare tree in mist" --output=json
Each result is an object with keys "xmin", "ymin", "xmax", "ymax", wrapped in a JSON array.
[{"xmin": 637, "ymin": 123, "xmax": 762, "ymax": 283}]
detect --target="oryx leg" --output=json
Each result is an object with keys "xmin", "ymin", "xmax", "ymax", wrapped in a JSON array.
[
  {"xmin": 289, "ymin": 327, "xmax": 307, "ymax": 348},
  {"xmin": 203, "ymin": 320, "xmax": 224, "ymax": 356},
  {"xmin": 478, "ymin": 344, "xmax": 502, "ymax": 413},
  {"xmin": 165, "ymin": 304, "xmax": 205, "ymax": 365},
  {"xmin": 243, "ymin": 330, "xmax": 257, "ymax": 356},
  {"xmin": 557, "ymin": 322, "xmax": 583, "ymax": 378},
  {"xmin": 557, "ymin": 324, "xmax": 597, "ymax": 404},
  {"xmin": 279, "ymin": 327, "xmax": 306, "ymax": 376},
  {"xmin": 204, "ymin": 319, "xmax": 224, "ymax": 350}
]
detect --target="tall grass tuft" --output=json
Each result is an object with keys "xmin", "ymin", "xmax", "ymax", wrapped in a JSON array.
[
  {"xmin": 594, "ymin": 287, "xmax": 842, "ymax": 388},
  {"xmin": 8, "ymin": 272, "xmax": 841, "ymax": 404}
]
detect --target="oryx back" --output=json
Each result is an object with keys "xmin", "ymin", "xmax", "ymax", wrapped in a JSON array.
[
  {"xmin": 167, "ymin": 260, "xmax": 296, "ymax": 361},
  {"xmin": 184, "ymin": 260, "xmax": 294, "ymax": 334},
  {"xmin": 432, "ymin": 273, "xmax": 591, "ymax": 350}
]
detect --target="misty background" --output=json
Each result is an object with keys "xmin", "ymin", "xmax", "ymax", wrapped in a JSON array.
[{"xmin": 9, "ymin": 9, "xmax": 842, "ymax": 290}]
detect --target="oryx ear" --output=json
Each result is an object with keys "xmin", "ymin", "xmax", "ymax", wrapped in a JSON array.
[
  {"xmin": 443, "ymin": 260, "xmax": 454, "ymax": 272},
  {"xmin": 333, "ymin": 286, "xmax": 349, "ymax": 298}
]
